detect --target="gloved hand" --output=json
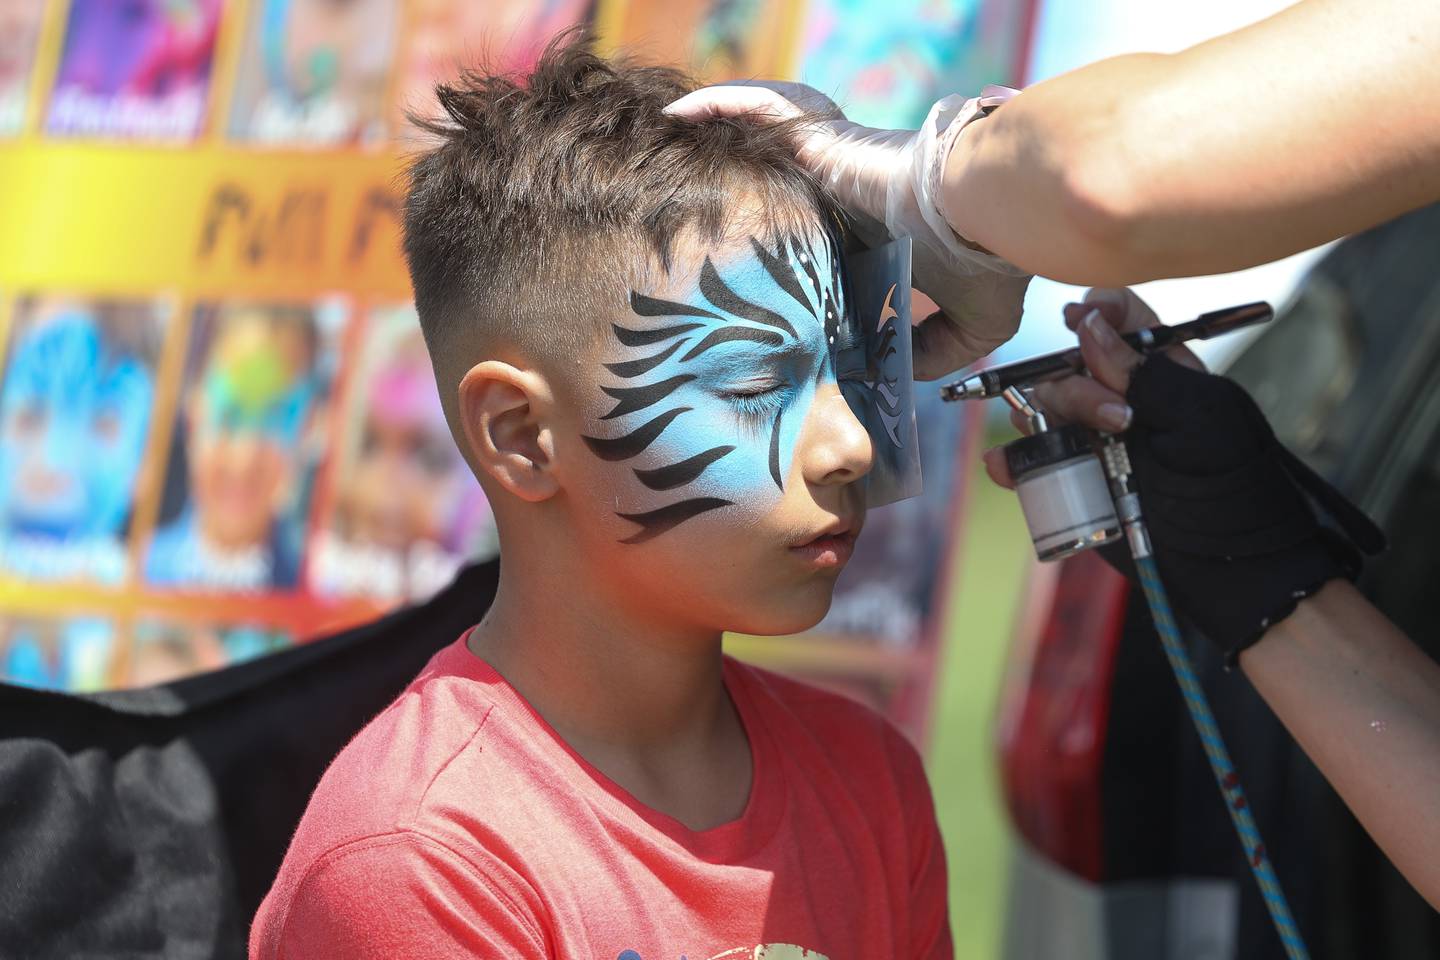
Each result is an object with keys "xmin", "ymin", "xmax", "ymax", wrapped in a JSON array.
[
  {"xmin": 665, "ymin": 81, "xmax": 1033, "ymax": 379},
  {"xmin": 984, "ymin": 288, "xmax": 1385, "ymax": 663}
]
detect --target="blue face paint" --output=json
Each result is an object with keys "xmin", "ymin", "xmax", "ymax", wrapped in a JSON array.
[
  {"xmin": 583, "ymin": 231, "xmax": 851, "ymax": 544},
  {"xmin": 0, "ymin": 308, "xmax": 155, "ymax": 539}
]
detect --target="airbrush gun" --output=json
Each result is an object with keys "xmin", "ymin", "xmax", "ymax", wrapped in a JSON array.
[
  {"xmin": 942, "ymin": 299, "xmax": 1314, "ymax": 960},
  {"xmin": 942, "ymin": 301, "xmax": 1272, "ymax": 402},
  {"xmin": 941, "ymin": 301, "xmax": 1273, "ymax": 561}
]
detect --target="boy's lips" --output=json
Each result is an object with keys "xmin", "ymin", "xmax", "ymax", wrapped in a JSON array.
[{"xmin": 788, "ymin": 518, "xmax": 861, "ymax": 568}]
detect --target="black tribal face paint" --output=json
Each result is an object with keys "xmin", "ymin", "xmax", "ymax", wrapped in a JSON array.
[{"xmin": 583, "ymin": 232, "xmax": 918, "ymax": 545}]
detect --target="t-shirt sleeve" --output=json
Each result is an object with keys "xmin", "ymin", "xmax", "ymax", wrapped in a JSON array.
[
  {"xmin": 267, "ymin": 832, "xmax": 548, "ymax": 960},
  {"xmin": 886, "ymin": 725, "xmax": 952, "ymax": 960}
]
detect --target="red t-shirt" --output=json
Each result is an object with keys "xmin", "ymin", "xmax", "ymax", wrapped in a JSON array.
[{"xmin": 250, "ymin": 636, "xmax": 950, "ymax": 960}]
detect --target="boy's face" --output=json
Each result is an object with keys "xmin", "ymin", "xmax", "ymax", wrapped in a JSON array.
[{"xmin": 553, "ymin": 227, "xmax": 873, "ymax": 636}]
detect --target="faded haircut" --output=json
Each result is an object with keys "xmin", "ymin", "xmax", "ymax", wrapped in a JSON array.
[{"xmin": 401, "ymin": 32, "xmax": 844, "ymax": 414}]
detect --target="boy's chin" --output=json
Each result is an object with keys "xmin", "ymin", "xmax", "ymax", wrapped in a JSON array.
[{"xmin": 722, "ymin": 580, "xmax": 837, "ymax": 637}]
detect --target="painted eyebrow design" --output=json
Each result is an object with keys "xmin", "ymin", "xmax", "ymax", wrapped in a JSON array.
[
  {"xmin": 602, "ymin": 338, "xmax": 687, "ymax": 377},
  {"xmin": 583, "ymin": 232, "xmax": 845, "ymax": 543},
  {"xmin": 699, "ymin": 258, "xmax": 798, "ymax": 340},
  {"xmin": 598, "ymin": 374, "xmax": 696, "ymax": 420},
  {"xmin": 680, "ymin": 325, "xmax": 784, "ymax": 361}
]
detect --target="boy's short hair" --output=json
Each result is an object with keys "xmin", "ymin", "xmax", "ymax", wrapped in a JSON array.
[{"xmin": 402, "ymin": 33, "xmax": 843, "ymax": 408}]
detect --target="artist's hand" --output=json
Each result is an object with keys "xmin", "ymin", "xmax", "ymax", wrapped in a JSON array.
[
  {"xmin": 982, "ymin": 287, "xmax": 1203, "ymax": 488},
  {"xmin": 985, "ymin": 287, "xmax": 1384, "ymax": 660},
  {"xmin": 665, "ymin": 82, "xmax": 1033, "ymax": 379}
]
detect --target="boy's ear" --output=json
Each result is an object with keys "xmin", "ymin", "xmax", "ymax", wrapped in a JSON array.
[{"xmin": 457, "ymin": 361, "xmax": 559, "ymax": 502}]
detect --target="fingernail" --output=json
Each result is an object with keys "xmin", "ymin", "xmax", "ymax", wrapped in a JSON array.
[
  {"xmin": 1084, "ymin": 308, "xmax": 1117, "ymax": 344},
  {"xmin": 1098, "ymin": 402, "xmax": 1132, "ymax": 432}
]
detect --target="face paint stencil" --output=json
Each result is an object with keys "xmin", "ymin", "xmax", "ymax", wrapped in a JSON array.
[
  {"xmin": 835, "ymin": 237, "xmax": 921, "ymax": 507},
  {"xmin": 583, "ymin": 231, "xmax": 848, "ymax": 544}
]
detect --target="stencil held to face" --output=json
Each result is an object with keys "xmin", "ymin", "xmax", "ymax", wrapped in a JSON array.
[{"xmin": 561, "ymin": 228, "xmax": 873, "ymax": 636}]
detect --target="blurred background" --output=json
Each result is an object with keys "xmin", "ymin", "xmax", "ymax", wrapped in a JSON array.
[{"xmin": 0, "ymin": 0, "xmax": 1360, "ymax": 956}]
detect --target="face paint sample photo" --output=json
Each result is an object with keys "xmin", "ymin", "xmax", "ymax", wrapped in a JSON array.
[
  {"xmin": 799, "ymin": 0, "xmax": 1030, "ymax": 129},
  {"xmin": 114, "ymin": 619, "xmax": 289, "ymax": 687},
  {"xmin": 0, "ymin": 296, "xmax": 165, "ymax": 584},
  {"xmin": 311, "ymin": 304, "xmax": 496, "ymax": 603},
  {"xmin": 0, "ymin": 0, "xmax": 45, "ymax": 136},
  {"xmin": 602, "ymin": 0, "xmax": 795, "ymax": 82},
  {"xmin": 144, "ymin": 299, "xmax": 346, "ymax": 592},
  {"xmin": 0, "ymin": 614, "xmax": 115, "ymax": 692},
  {"xmin": 391, "ymin": 0, "xmax": 592, "ymax": 134},
  {"xmin": 46, "ymin": 0, "xmax": 225, "ymax": 140},
  {"xmin": 227, "ymin": 0, "xmax": 398, "ymax": 146},
  {"xmin": 550, "ymin": 227, "xmax": 873, "ymax": 637}
]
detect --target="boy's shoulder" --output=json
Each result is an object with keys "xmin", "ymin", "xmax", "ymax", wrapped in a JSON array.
[{"xmin": 275, "ymin": 636, "xmax": 512, "ymax": 850}]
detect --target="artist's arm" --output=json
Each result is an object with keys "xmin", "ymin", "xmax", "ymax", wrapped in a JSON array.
[
  {"xmin": 670, "ymin": 0, "xmax": 1440, "ymax": 292},
  {"xmin": 984, "ymin": 287, "xmax": 1440, "ymax": 909},
  {"xmin": 948, "ymin": 0, "xmax": 1440, "ymax": 284},
  {"xmin": 1241, "ymin": 580, "xmax": 1440, "ymax": 909}
]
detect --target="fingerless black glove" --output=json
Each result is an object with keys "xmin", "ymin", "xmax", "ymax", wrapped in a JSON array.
[{"xmin": 1114, "ymin": 354, "xmax": 1385, "ymax": 663}]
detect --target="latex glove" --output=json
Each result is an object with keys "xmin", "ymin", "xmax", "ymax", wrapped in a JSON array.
[
  {"xmin": 666, "ymin": 81, "xmax": 1033, "ymax": 379},
  {"xmin": 985, "ymin": 288, "xmax": 1384, "ymax": 661}
]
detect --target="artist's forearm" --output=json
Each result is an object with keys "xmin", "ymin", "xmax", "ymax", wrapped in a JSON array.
[
  {"xmin": 1240, "ymin": 580, "xmax": 1440, "ymax": 909},
  {"xmin": 944, "ymin": 0, "xmax": 1440, "ymax": 285},
  {"xmin": 940, "ymin": 53, "xmax": 1172, "ymax": 285}
]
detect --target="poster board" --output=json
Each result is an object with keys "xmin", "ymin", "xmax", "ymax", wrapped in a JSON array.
[{"xmin": 0, "ymin": 0, "xmax": 1028, "ymax": 744}]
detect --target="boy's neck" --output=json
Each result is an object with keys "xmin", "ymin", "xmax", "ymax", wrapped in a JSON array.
[{"xmin": 465, "ymin": 561, "xmax": 753, "ymax": 830}]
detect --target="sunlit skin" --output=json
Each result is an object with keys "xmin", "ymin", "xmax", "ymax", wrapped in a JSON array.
[
  {"xmin": 555, "ymin": 227, "xmax": 874, "ymax": 638},
  {"xmin": 456, "ymin": 222, "xmax": 874, "ymax": 829}
]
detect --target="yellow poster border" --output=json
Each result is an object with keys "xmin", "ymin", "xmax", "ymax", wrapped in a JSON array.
[{"xmin": 0, "ymin": 143, "xmax": 413, "ymax": 300}]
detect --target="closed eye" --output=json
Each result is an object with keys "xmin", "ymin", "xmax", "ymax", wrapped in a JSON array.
[
  {"xmin": 720, "ymin": 380, "xmax": 791, "ymax": 429},
  {"xmin": 721, "ymin": 380, "xmax": 785, "ymax": 400}
]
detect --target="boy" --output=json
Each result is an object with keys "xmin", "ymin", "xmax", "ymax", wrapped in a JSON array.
[{"xmin": 252, "ymin": 39, "xmax": 950, "ymax": 959}]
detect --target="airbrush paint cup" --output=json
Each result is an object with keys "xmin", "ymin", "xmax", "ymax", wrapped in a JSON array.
[{"xmin": 1005, "ymin": 424, "xmax": 1122, "ymax": 561}]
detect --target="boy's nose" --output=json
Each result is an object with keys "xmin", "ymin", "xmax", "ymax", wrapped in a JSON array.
[{"xmin": 801, "ymin": 384, "xmax": 873, "ymax": 487}]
